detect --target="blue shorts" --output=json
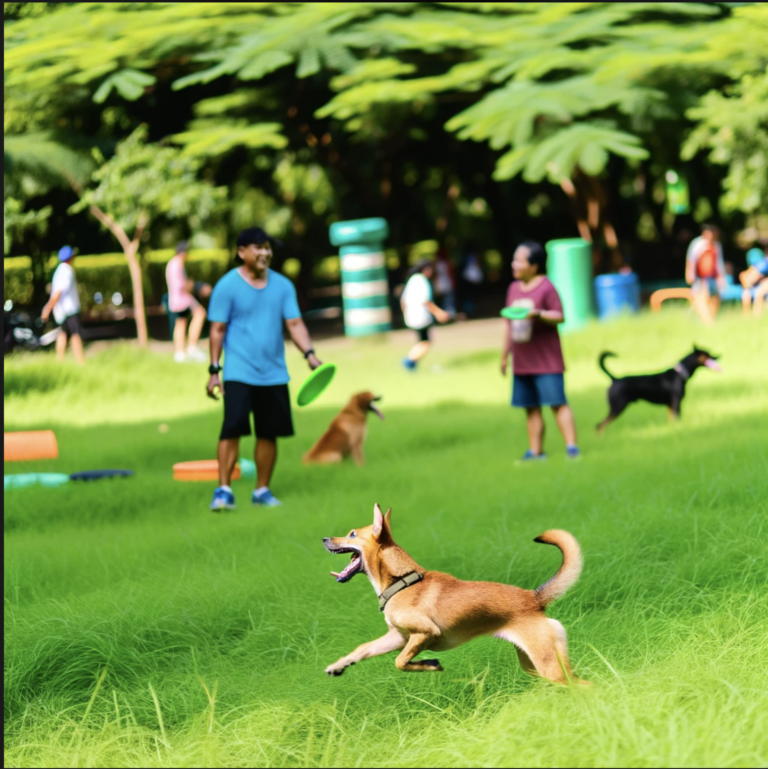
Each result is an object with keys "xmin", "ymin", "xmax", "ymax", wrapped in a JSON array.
[
  {"xmin": 692, "ymin": 277, "xmax": 719, "ymax": 294},
  {"xmin": 512, "ymin": 373, "xmax": 567, "ymax": 409}
]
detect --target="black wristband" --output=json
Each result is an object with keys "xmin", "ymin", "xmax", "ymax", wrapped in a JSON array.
[
  {"xmin": 303, "ymin": 348, "xmax": 315, "ymax": 359},
  {"xmin": 208, "ymin": 363, "xmax": 221, "ymax": 375}
]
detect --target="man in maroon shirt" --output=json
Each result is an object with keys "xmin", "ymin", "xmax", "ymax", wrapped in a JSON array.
[{"xmin": 500, "ymin": 241, "xmax": 581, "ymax": 461}]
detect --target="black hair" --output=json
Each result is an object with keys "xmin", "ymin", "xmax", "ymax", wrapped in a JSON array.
[
  {"xmin": 519, "ymin": 240, "xmax": 546, "ymax": 273},
  {"xmin": 236, "ymin": 227, "xmax": 271, "ymax": 248},
  {"xmin": 701, "ymin": 223, "xmax": 720, "ymax": 237},
  {"xmin": 176, "ymin": 241, "xmax": 189, "ymax": 254},
  {"xmin": 406, "ymin": 258, "xmax": 435, "ymax": 280}
]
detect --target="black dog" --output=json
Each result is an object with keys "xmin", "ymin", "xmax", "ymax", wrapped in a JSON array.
[{"xmin": 596, "ymin": 347, "xmax": 721, "ymax": 432}]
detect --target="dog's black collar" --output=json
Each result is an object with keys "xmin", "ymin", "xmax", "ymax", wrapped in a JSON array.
[
  {"xmin": 674, "ymin": 363, "xmax": 691, "ymax": 381},
  {"xmin": 378, "ymin": 571, "xmax": 424, "ymax": 612}
]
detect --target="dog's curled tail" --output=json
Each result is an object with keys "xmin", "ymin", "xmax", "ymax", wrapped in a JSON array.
[
  {"xmin": 533, "ymin": 530, "xmax": 583, "ymax": 608},
  {"xmin": 598, "ymin": 351, "xmax": 618, "ymax": 380}
]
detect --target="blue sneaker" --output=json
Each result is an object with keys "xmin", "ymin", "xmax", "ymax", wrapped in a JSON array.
[
  {"xmin": 517, "ymin": 449, "xmax": 548, "ymax": 463},
  {"xmin": 210, "ymin": 486, "xmax": 235, "ymax": 511},
  {"xmin": 252, "ymin": 488, "xmax": 282, "ymax": 507},
  {"xmin": 402, "ymin": 357, "xmax": 417, "ymax": 371},
  {"xmin": 566, "ymin": 445, "xmax": 582, "ymax": 460}
]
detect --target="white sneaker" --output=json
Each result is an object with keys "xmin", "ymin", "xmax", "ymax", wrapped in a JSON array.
[
  {"xmin": 186, "ymin": 346, "xmax": 207, "ymax": 363},
  {"xmin": 174, "ymin": 351, "xmax": 186, "ymax": 363}
]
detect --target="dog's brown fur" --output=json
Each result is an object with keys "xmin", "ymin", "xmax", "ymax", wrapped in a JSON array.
[
  {"xmin": 303, "ymin": 391, "xmax": 383, "ymax": 467},
  {"xmin": 322, "ymin": 504, "xmax": 586, "ymax": 684}
]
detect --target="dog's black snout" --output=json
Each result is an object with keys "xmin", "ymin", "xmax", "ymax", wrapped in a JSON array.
[{"xmin": 323, "ymin": 537, "xmax": 330, "ymax": 544}]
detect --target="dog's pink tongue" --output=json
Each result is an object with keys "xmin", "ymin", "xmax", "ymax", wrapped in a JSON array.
[
  {"xmin": 330, "ymin": 571, "xmax": 341, "ymax": 578},
  {"xmin": 705, "ymin": 358, "xmax": 722, "ymax": 372}
]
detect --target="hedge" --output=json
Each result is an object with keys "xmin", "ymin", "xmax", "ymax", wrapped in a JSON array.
[
  {"xmin": 4, "ymin": 249, "xmax": 233, "ymax": 312},
  {"xmin": 4, "ymin": 249, "xmax": 352, "ymax": 313}
]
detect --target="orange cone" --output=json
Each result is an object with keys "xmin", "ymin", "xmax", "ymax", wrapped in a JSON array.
[
  {"xmin": 173, "ymin": 460, "xmax": 241, "ymax": 482},
  {"xmin": 4, "ymin": 430, "xmax": 59, "ymax": 462}
]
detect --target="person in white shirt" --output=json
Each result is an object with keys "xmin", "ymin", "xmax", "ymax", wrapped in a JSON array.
[
  {"xmin": 41, "ymin": 245, "xmax": 85, "ymax": 365},
  {"xmin": 400, "ymin": 259, "xmax": 450, "ymax": 371}
]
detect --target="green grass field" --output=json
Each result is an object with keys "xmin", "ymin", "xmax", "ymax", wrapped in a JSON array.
[{"xmin": 4, "ymin": 308, "xmax": 768, "ymax": 768}]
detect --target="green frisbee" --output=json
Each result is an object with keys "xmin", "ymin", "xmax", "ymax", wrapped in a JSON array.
[
  {"xmin": 296, "ymin": 362, "xmax": 337, "ymax": 407},
  {"xmin": 501, "ymin": 306, "xmax": 529, "ymax": 320}
]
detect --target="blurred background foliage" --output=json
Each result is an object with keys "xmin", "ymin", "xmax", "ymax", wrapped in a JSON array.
[{"xmin": 4, "ymin": 2, "xmax": 768, "ymax": 323}]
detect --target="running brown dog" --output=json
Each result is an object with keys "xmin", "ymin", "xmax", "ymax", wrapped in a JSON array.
[
  {"xmin": 303, "ymin": 392, "xmax": 383, "ymax": 467},
  {"xmin": 322, "ymin": 504, "xmax": 586, "ymax": 684}
]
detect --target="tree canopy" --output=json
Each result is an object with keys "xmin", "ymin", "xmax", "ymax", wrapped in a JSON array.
[{"xmin": 5, "ymin": 2, "xmax": 768, "ymax": 313}]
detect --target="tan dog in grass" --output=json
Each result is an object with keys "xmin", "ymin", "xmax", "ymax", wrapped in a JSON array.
[
  {"xmin": 322, "ymin": 504, "xmax": 587, "ymax": 685},
  {"xmin": 303, "ymin": 391, "xmax": 383, "ymax": 467}
]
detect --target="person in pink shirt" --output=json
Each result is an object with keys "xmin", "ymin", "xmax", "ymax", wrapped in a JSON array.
[
  {"xmin": 500, "ymin": 241, "xmax": 581, "ymax": 461},
  {"xmin": 166, "ymin": 241, "xmax": 211, "ymax": 363}
]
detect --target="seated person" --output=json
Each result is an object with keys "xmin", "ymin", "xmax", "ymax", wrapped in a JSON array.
[{"xmin": 739, "ymin": 248, "xmax": 768, "ymax": 318}]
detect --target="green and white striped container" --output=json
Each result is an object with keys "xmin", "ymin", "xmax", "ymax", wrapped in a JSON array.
[{"xmin": 330, "ymin": 218, "xmax": 392, "ymax": 337}]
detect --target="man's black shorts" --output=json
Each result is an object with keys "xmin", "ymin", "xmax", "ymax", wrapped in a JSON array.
[
  {"xmin": 58, "ymin": 313, "xmax": 84, "ymax": 337},
  {"xmin": 414, "ymin": 325, "xmax": 431, "ymax": 343},
  {"xmin": 220, "ymin": 381, "xmax": 294, "ymax": 441}
]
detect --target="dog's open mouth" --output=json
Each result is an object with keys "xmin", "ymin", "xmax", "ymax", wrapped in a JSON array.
[{"xmin": 328, "ymin": 547, "xmax": 363, "ymax": 583}]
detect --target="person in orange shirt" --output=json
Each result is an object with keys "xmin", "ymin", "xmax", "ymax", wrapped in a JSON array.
[{"xmin": 685, "ymin": 223, "xmax": 726, "ymax": 326}]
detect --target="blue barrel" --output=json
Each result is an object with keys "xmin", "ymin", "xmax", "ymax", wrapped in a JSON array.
[
  {"xmin": 594, "ymin": 272, "xmax": 640, "ymax": 320},
  {"xmin": 329, "ymin": 218, "xmax": 392, "ymax": 337}
]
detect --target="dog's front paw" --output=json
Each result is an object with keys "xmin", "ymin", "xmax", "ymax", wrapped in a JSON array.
[
  {"xmin": 422, "ymin": 659, "xmax": 444, "ymax": 671},
  {"xmin": 325, "ymin": 660, "xmax": 352, "ymax": 677}
]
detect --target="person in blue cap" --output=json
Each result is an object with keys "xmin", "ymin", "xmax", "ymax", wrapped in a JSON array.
[{"xmin": 41, "ymin": 246, "xmax": 85, "ymax": 365}]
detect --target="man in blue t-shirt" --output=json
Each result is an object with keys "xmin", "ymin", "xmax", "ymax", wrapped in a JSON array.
[{"xmin": 206, "ymin": 227, "xmax": 322, "ymax": 511}]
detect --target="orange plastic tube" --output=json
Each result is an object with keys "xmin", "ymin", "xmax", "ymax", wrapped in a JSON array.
[
  {"xmin": 172, "ymin": 460, "xmax": 240, "ymax": 482},
  {"xmin": 4, "ymin": 430, "xmax": 59, "ymax": 462}
]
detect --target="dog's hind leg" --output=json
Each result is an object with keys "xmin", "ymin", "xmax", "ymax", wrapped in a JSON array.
[
  {"xmin": 596, "ymin": 393, "xmax": 628, "ymax": 434},
  {"xmin": 325, "ymin": 627, "xmax": 406, "ymax": 677},
  {"xmin": 395, "ymin": 632, "xmax": 444, "ymax": 672},
  {"xmin": 497, "ymin": 619, "xmax": 581, "ymax": 685},
  {"xmin": 307, "ymin": 450, "xmax": 344, "ymax": 465},
  {"xmin": 596, "ymin": 413, "xmax": 616, "ymax": 434}
]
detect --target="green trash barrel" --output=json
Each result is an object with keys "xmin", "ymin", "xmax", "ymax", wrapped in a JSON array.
[
  {"xmin": 545, "ymin": 238, "xmax": 595, "ymax": 333},
  {"xmin": 329, "ymin": 218, "xmax": 392, "ymax": 337}
]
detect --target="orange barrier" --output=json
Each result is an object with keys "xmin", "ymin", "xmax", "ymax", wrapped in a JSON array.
[
  {"xmin": 650, "ymin": 287, "xmax": 692, "ymax": 313},
  {"xmin": 4, "ymin": 430, "xmax": 59, "ymax": 462},
  {"xmin": 173, "ymin": 460, "xmax": 240, "ymax": 482}
]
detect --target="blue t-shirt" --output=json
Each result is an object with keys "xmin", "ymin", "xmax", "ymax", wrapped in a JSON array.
[{"xmin": 208, "ymin": 268, "xmax": 301, "ymax": 386}]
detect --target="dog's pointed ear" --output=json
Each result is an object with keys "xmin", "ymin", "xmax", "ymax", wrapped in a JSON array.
[
  {"xmin": 384, "ymin": 507, "xmax": 392, "ymax": 532},
  {"xmin": 372, "ymin": 503, "xmax": 384, "ymax": 538}
]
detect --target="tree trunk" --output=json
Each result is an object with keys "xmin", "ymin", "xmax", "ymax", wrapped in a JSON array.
[
  {"xmin": 560, "ymin": 171, "xmax": 624, "ymax": 271},
  {"xmin": 124, "ymin": 241, "xmax": 148, "ymax": 345},
  {"xmin": 87, "ymin": 204, "xmax": 150, "ymax": 345}
]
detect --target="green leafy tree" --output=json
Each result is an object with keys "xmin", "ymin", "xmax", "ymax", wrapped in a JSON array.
[
  {"xmin": 69, "ymin": 126, "xmax": 226, "ymax": 344},
  {"xmin": 682, "ymin": 70, "xmax": 768, "ymax": 217},
  {"xmin": 3, "ymin": 132, "xmax": 95, "ymax": 302},
  {"xmin": 679, "ymin": 3, "xmax": 768, "ymax": 219},
  {"xmin": 6, "ymin": 1, "xmax": 766, "ymax": 286}
]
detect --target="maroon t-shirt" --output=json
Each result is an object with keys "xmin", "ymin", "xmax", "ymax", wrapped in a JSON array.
[{"xmin": 505, "ymin": 277, "xmax": 565, "ymax": 375}]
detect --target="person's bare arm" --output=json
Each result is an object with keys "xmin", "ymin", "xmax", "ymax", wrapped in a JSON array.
[
  {"xmin": 41, "ymin": 290, "xmax": 62, "ymax": 322},
  {"xmin": 207, "ymin": 321, "xmax": 227, "ymax": 398},
  {"xmin": 425, "ymin": 300, "xmax": 450, "ymax": 324},
  {"xmin": 527, "ymin": 308, "xmax": 564, "ymax": 327},
  {"xmin": 285, "ymin": 317, "xmax": 322, "ymax": 370},
  {"xmin": 500, "ymin": 320, "xmax": 512, "ymax": 376}
]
